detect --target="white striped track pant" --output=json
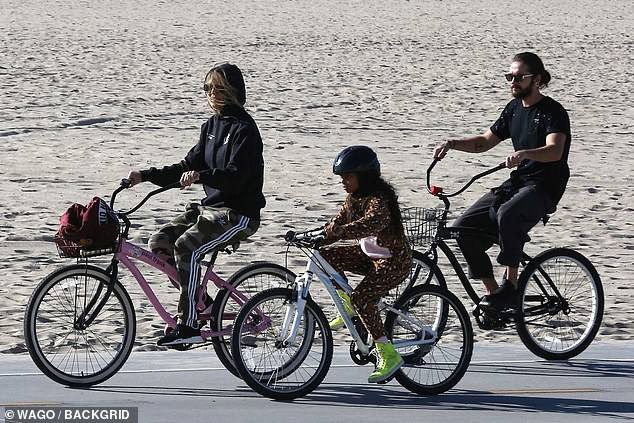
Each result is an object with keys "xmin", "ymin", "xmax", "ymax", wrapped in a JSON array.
[{"xmin": 148, "ymin": 203, "xmax": 259, "ymax": 327}]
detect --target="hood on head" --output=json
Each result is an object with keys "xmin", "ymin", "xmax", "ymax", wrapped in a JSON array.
[{"xmin": 214, "ymin": 63, "xmax": 246, "ymax": 106}]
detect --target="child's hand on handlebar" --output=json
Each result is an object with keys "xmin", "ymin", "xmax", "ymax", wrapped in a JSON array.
[
  {"xmin": 180, "ymin": 171, "xmax": 200, "ymax": 188},
  {"xmin": 126, "ymin": 171, "xmax": 142, "ymax": 187},
  {"xmin": 325, "ymin": 223, "xmax": 343, "ymax": 239}
]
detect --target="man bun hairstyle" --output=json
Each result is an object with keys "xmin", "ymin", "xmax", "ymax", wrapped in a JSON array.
[{"xmin": 513, "ymin": 52, "xmax": 552, "ymax": 88}]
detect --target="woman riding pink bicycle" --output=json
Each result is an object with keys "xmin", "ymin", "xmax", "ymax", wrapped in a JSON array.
[{"xmin": 127, "ymin": 62, "xmax": 265, "ymax": 346}]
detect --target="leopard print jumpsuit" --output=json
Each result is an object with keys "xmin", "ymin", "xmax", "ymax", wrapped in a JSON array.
[{"xmin": 320, "ymin": 193, "xmax": 412, "ymax": 339}]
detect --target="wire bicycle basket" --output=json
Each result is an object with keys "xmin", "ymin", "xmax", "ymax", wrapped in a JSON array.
[
  {"xmin": 54, "ymin": 224, "xmax": 122, "ymax": 259},
  {"xmin": 402, "ymin": 207, "xmax": 443, "ymax": 248}
]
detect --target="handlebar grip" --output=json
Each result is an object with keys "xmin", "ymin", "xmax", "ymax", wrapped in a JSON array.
[{"xmin": 284, "ymin": 230, "xmax": 296, "ymax": 242}]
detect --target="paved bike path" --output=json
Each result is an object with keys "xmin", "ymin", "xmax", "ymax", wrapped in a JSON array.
[{"xmin": 1, "ymin": 342, "xmax": 633, "ymax": 423}]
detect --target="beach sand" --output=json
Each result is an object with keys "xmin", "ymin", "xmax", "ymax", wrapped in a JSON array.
[{"xmin": 1, "ymin": 0, "xmax": 632, "ymax": 354}]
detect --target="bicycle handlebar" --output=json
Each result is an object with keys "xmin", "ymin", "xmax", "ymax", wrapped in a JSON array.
[
  {"xmin": 285, "ymin": 228, "xmax": 327, "ymax": 246},
  {"xmin": 426, "ymin": 158, "xmax": 506, "ymax": 198},
  {"xmin": 110, "ymin": 171, "xmax": 210, "ymax": 216}
]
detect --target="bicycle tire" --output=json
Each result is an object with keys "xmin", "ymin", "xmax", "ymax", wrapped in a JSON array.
[
  {"xmin": 516, "ymin": 248, "xmax": 604, "ymax": 360},
  {"xmin": 24, "ymin": 265, "xmax": 136, "ymax": 387},
  {"xmin": 389, "ymin": 250, "xmax": 446, "ymax": 304},
  {"xmin": 385, "ymin": 284, "xmax": 473, "ymax": 395},
  {"xmin": 231, "ymin": 288, "xmax": 333, "ymax": 400},
  {"xmin": 210, "ymin": 263, "xmax": 295, "ymax": 377}
]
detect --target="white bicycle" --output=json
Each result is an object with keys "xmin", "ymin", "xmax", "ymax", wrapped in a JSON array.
[{"xmin": 231, "ymin": 228, "xmax": 473, "ymax": 400}]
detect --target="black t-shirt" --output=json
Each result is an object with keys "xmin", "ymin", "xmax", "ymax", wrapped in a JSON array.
[{"xmin": 490, "ymin": 96, "xmax": 571, "ymax": 204}]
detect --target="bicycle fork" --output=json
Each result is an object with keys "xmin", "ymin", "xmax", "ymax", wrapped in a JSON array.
[{"xmin": 279, "ymin": 272, "xmax": 312, "ymax": 346}]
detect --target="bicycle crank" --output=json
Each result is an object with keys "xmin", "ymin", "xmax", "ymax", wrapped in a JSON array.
[{"xmin": 349, "ymin": 341, "xmax": 376, "ymax": 366}]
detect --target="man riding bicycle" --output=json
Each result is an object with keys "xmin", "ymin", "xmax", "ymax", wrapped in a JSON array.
[{"xmin": 434, "ymin": 52, "xmax": 571, "ymax": 310}]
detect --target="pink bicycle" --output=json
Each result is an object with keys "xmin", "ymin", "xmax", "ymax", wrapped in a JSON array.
[{"xmin": 24, "ymin": 179, "xmax": 294, "ymax": 387}]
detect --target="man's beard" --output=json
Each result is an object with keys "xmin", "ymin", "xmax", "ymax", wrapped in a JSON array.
[{"xmin": 511, "ymin": 85, "xmax": 533, "ymax": 99}]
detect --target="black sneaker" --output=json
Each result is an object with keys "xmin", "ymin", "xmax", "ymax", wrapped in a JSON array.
[
  {"xmin": 479, "ymin": 279, "xmax": 519, "ymax": 310},
  {"xmin": 157, "ymin": 324, "xmax": 203, "ymax": 346}
]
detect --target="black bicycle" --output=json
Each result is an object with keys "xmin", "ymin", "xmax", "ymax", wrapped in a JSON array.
[{"xmin": 398, "ymin": 159, "xmax": 603, "ymax": 360}]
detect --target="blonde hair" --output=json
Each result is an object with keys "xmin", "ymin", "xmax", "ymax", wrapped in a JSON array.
[{"xmin": 204, "ymin": 69, "xmax": 243, "ymax": 114}]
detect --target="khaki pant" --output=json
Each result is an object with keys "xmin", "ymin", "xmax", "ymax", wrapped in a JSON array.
[{"xmin": 149, "ymin": 203, "xmax": 259, "ymax": 327}]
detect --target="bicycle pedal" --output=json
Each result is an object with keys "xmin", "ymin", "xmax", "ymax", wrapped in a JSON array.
[
  {"xmin": 166, "ymin": 343, "xmax": 193, "ymax": 351},
  {"xmin": 376, "ymin": 374, "xmax": 396, "ymax": 385}
]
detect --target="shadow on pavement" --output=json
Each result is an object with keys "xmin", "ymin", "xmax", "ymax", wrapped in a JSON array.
[
  {"xmin": 81, "ymin": 360, "xmax": 633, "ymax": 420},
  {"xmin": 84, "ymin": 385, "xmax": 257, "ymax": 398},
  {"xmin": 298, "ymin": 384, "xmax": 633, "ymax": 420},
  {"xmin": 468, "ymin": 360, "xmax": 634, "ymax": 379}
]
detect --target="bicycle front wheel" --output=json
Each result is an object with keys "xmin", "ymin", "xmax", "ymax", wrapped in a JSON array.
[
  {"xmin": 24, "ymin": 265, "xmax": 136, "ymax": 387},
  {"xmin": 211, "ymin": 263, "xmax": 295, "ymax": 377},
  {"xmin": 516, "ymin": 248, "xmax": 604, "ymax": 360},
  {"xmin": 231, "ymin": 288, "xmax": 333, "ymax": 400},
  {"xmin": 385, "ymin": 284, "xmax": 473, "ymax": 395}
]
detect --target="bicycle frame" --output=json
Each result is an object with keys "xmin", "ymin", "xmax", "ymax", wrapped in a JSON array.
[
  {"xmin": 76, "ymin": 177, "xmax": 255, "ymax": 340},
  {"xmin": 423, "ymin": 158, "xmax": 567, "ymax": 310},
  {"xmin": 279, "ymin": 247, "xmax": 435, "ymax": 355},
  {"xmin": 113, "ymin": 241, "xmax": 251, "ymax": 338},
  {"xmin": 422, "ymin": 231, "xmax": 534, "ymax": 305}
]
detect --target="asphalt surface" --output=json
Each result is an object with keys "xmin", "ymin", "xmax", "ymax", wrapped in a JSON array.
[{"xmin": 1, "ymin": 342, "xmax": 633, "ymax": 423}]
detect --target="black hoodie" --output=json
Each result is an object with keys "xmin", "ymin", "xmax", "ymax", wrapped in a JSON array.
[{"xmin": 140, "ymin": 106, "xmax": 265, "ymax": 219}]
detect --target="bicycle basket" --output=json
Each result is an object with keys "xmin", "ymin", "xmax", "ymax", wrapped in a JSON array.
[
  {"xmin": 54, "ymin": 234, "xmax": 119, "ymax": 258},
  {"xmin": 402, "ymin": 207, "xmax": 443, "ymax": 248},
  {"xmin": 54, "ymin": 196, "xmax": 121, "ymax": 258}
]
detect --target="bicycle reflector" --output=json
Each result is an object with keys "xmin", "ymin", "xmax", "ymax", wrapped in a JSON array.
[{"xmin": 430, "ymin": 186, "xmax": 443, "ymax": 196}]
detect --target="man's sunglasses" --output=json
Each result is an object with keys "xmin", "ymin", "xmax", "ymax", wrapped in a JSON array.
[{"xmin": 505, "ymin": 73, "xmax": 534, "ymax": 83}]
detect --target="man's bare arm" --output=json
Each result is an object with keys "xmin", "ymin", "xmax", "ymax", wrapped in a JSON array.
[
  {"xmin": 434, "ymin": 129, "xmax": 502, "ymax": 159},
  {"xmin": 506, "ymin": 132, "xmax": 566, "ymax": 167}
]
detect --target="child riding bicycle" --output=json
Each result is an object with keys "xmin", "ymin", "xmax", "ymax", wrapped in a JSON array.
[
  {"xmin": 126, "ymin": 63, "xmax": 265, "ymax": 346},
  {"xmin": 321, "ymin": 146, "xmax": 412, "ymax": 383}
]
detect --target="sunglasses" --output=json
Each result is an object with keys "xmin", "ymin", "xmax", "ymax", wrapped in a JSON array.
[
  {"xmin": 203, "ymin": 83, "xmax": 227, "ymax": 93},
  {"xmin": 203, "ymin": 61, "xmax": 231, "ymax": 92},
  {"xmin": 505, "ymin": 73, "xmax": 534, "ymax": 83}
]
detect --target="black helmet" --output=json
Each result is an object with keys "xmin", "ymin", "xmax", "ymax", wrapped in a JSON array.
[{"xmin": 333, "ymin": 146, "xmax": 380, "ymax": 175}]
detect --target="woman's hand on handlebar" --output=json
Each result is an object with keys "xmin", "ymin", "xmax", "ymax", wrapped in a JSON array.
[
  {"xmin": 433, "ymin": 140, "xmax": 456, "ymax": 160},
  {"xmin": 180, "ymin": 171, "xmax": 200, "ymax": 188},
  {"xmin": 126, "ymin": 170, "xmax": 143, "ymax": 187}
]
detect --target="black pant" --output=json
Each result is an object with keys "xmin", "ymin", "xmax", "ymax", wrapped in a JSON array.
[{"xmin": 452, "ymin": 184, "xmax": 554, "ymax": 279}]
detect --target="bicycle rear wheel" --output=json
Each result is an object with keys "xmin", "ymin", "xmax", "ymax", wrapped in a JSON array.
[
  {"xmin": 231, "ymin": 288, "xmax": 333, "ymax": 400},
  {"xmin": 385, "ymin": 284, "xmax": 473, "ymax": 395},
  {"xmin": 24, "ymin": 265, "xmax": 136, "ymax": 387},
  {"xmin": 211, "ymin": 263, "xmax": 295, "ymax": 377},
  {"xmin": 516, "ymin": 248, "xmax": 603, "ymax": 360}
]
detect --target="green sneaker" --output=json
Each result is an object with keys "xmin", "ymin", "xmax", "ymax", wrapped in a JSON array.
[
  {"xmin": 368, "ymin": 342, "xmax": 403, "ymax": 383},
  {"xmin": 329, "ymin": 291, "xmax": 356, "ymax": 330}
]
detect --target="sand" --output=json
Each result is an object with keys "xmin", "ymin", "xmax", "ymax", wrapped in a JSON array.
[{"xmin": 1, "ymin": 0, "xmax": 633, "ymax": 355}]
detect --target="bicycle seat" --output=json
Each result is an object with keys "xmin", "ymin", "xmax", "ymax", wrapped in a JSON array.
[{"xmin": 199, "ymin": 241, "xmax": 241, "ymax": 267}]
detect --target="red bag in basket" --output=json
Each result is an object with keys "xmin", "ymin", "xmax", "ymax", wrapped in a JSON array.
[{"xmin": 57, "ymin": 197, "xmax": 120, "ymax": 248}]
